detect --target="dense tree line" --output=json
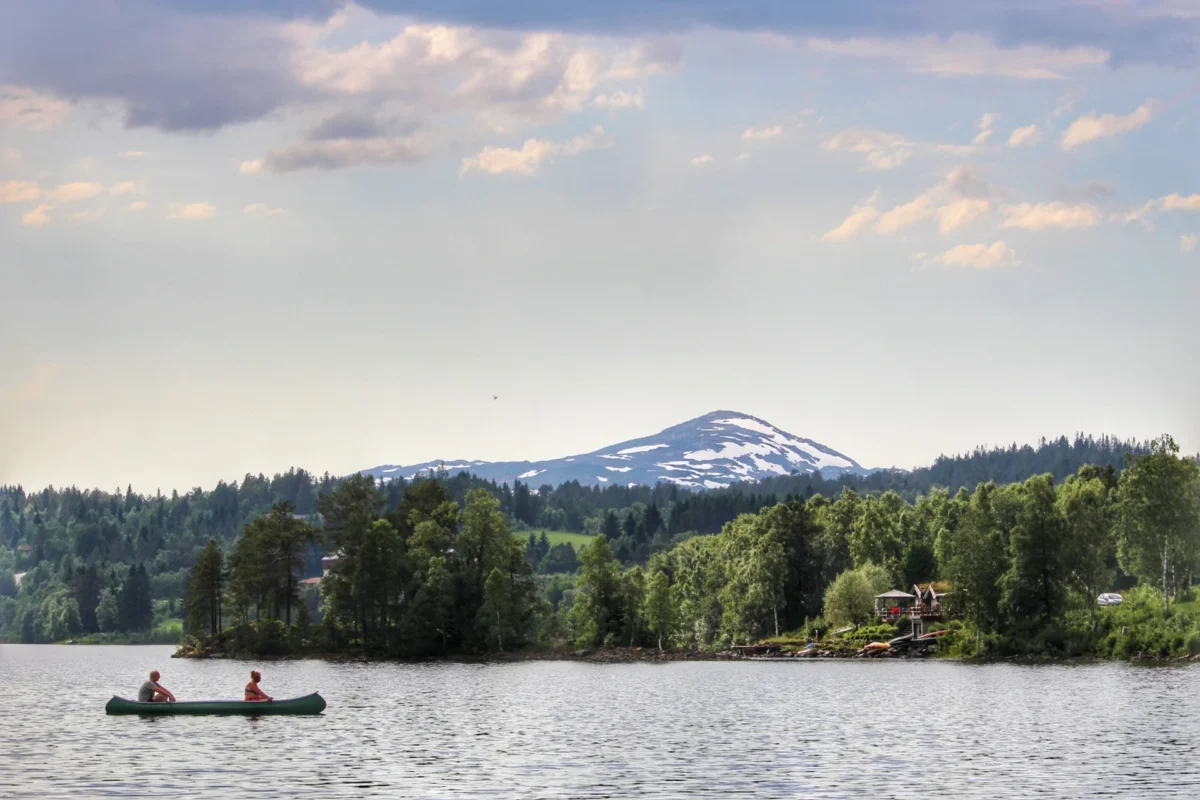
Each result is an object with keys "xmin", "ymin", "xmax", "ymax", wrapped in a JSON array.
[
  {"xmin": 562, "ymin": 437, "xmax": 1200, "ymax": 657},
  {"xmin": 0, "ymin": 432, "xmax": 1170, "ymax": 646}
]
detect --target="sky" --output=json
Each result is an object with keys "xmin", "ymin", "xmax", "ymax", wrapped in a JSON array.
[{"xmin": 2, "ymin": 0, "xmax": 1199, "ymax": 493}]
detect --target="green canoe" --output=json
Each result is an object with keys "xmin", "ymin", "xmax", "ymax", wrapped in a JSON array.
[{"xmin": 105, "ymin": 692, "xmax": 326, "ymax": 716}]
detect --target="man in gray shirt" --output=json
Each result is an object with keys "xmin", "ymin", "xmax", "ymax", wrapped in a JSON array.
[{"xmin": 138, "ymin": 670, "xmax": 175, "ymax": 703}]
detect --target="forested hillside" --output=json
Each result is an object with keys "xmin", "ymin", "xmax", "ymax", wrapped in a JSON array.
[{"xmin": 0, "ymin": 434, "xmax": 1158, "ymax": 643}]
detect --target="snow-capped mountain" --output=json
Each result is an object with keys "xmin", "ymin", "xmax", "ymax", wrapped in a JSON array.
[{"xmin": 360, "ymin": 411, "xmax": 864, "ymax": 490}]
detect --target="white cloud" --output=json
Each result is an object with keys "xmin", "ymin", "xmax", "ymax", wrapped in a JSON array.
[
  {"xmin": 44, "ymin": 182, "xmax": 104, "ymax": 204},
  {"xmin": 0, "ymin": 181, "xmax": 41, "ymax": 204},
  {"xmin": 1060, "ymin": 99, "xmax": 1161, "ymax": 151},
  {"xmin": 936, "ymin": 197, "xmax": 991, "ymax": 234},
  {"xmin": 109, "ymin": 182, "xmax": 140, "ymax": 195},
  {"xmin": 240, "ymin": 160, "xmax": 264, "ymax": 174},
  {"xmin": 933, "ymin": 241, "xmax": 1015, "ymax": 270},
  {"xmin": 875, "ymin": 194, "xmax": 935, "ymax": 235},
  {"xmin": 593, "ymin": 90, "xmax": 644, "ymax": 110},
  {"xmin": 860, "ymin": 165, "xmax": 992, "ymax": 238},
  {"xmin": 243, "ymin": 203, "xmax": 286, "ymax": 218},
  {"xmin": 69, "ymin": 209, "xmax": 103, "ymax": 222},
  {"xmin": 604, "ymin": 39, "xmax": 683, "ymax": 80},
  {"xmin": 167, "ymin": 202, "xmax": 216, "ymax": 220},
  {"xmin": 459, "ymin": 125, "xmax": 611, "ymax": 176},
  {"xmin": 1008, "ymin": 124, "xmax": 1042, "ymax": 147},
  {"xmin": 1182, "ymin": 234, "xmax": 1197, "ymax": 253},
  {"xmin": 690, "ymin": 154, "xmax": 714, "ymax": 166},
  {"xmin": 909, "ymin": 251, "xmax": 927, "ymax": 261},
  {"xmin": 805, "ymin": 34, "xmax": 1107, "ymax": 80},
  {"xmin": 1000, "ymin": 202, "xmax": 1101, "ymax": 230},
  {"xmin": 126, "ymin": 201, "xmax": 147, "ymax": 212},
  {"xmin": 3, "ymin": 147, "xmax": 18, "ymax": 160},
  {"xmin": 1113, "ymin": 193, "xmax": 1200, "ymax": 227},
  {"xmin": 742, "ymin": 125, "xmax": 783, "ymax": 140},
  {"xmin": 735, "ymin": 153, "xmax": 750, "ymax": 162},
  {"xmin": 0, "ymin": 85, "xmax": 71, "ymax": 131},
  {"xmin": 21, "ymin": 204, "xmax": 53, "ymax": 227},
  {"xmin": 823, "ymin": 199, "xmax": 880, "ymax": 241},
  {"xmin": 972, "ymin": 113, "xmax": 1000, "ymax": 145},
  {"xmin": 822, "ymin": 127, "xmax": 914, "ymax": 171},
  {"xmin": 119, "ymin": 150, "xmax": 149, "ymax": 158}
]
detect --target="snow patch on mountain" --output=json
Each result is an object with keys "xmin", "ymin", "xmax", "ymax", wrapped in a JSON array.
[{"xmin": 360, "ymin": 410, "xmax": 865, "ymax": 490}]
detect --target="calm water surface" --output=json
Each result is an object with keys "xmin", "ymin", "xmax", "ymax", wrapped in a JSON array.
[{"xmin": 2, "ymin": 645, "xmax": 1199, "ymax": 799}]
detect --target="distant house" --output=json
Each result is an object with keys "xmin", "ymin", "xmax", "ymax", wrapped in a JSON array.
[
  {"xmin": 16, "ymin": 544, "xmax": 32, "ymax": 554},
  {"xmin": 910, "ymin": 582, "xmax": 952, "ymax": 635},
  {"xmin": 13, "ymin": 572, "xmax": 26, "ymax": 589},
  {"xmin": 875, "ymin": 590, "xmax": 917, "ymax": 622},
  {"xmin": 299, "ymin": 577, "xmax": 322, "ymax": 587},
  {"xmin": 321, "ymin": 555, "xmax": 339, "ymax": 576}
]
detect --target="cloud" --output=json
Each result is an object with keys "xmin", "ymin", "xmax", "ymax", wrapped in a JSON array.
[
  {"xmin": 69, "ymin": 209, "xmax": 102, "ymax": 222},
  {"xmin": 3, "ymin": 146, "xmax": 18, "ymax": 160},
  {"xmin": 690, "ymin": 154, "xmax": 714, "ymax": 165},
  {"xmin": 44, "ymin": 182, "xmax": 103, "ymax": 203},
  {"xmin": 1060, "ymin": 99, "xmax": 1161, "ymax": 151},
  {"xmin": 109, "ymin": 182, "xmax": 140, "ymax": 195},
  {"xmin": 1008, "ymin": 124, "xmax": 1042, "ymax": 147},
  {"xmin": 126, "ymin": 201, "xmax": 147, "ymax": 212},
  {"xmin": 936, "ymin": 197, "xmax": 991, "ymax": 234},
  {"xmin": 244, "ymin": 202, "xmax": 286, "ymax": 218},
  {"xmin": 875, "ymin": 194, "xmax": 935, "ymax": 235},
  {"xmin": 932, "ymin": 241, "xmax": 1015, "ymax": 270},
  {"xmin": 822, "ymin": 127, "xmax": 914, "ymax": 171},
  {"xmin": 743, "ymin": 125, "xmax": 783, "ymax": 140},
  {"xmin": 735, "ymin": 152, "xmax": 750, "ymax": 161},
  {"xmin": 0, "ymin": 180, "xmax": 40, "ymax": 204},
  {"xmin": 167, "ymin": 202, "xmax": 216, "ymax": 220},
  {"xmin": 805, "ymin": 34, "xmax": 1107, "ymax": 80},
  {"xmin": 1113, "ymin": 193, "xmax": 1200, "ymax": 226},
  {"xmin": 254, "ymin": 134, "xmax": 433, "ymax": 172},
  {"xmin": 604, "ymin": 39, "xmax": 683, "ymax": 79},
  {"xmin": 21, "ymin": 204, "xmax": 53, "ymax": 227},
  {"xmin": 459, "ymin": 125, "xmax": 611, "ymax": 176},
  {"xmin": 839, "ymin": 164, "xmax": 992, "ymax": 239},
  {"xmin": 1182, "ymin": 234, "xmax": 1197, "ymax": 253},
  {"xmin": 593, "ymin": 89, "xmax": 644, "ymax": 109},
  {"xmin": 0, "ymin": 85, "xmax": 71, "ymax": 130},
  {"xmin": 119, "ymin": 150, "xmax": 149, "ymax": 158},
  {"xmin": 972, "ymin": 113, "xmax": 999, "ymax": 145},
  {"xmin": 999, "ymin": 202, "xmax": 1101, "ymax": 230},
  {"xmin": 823, "ymin": 198, "xmax": 879, "ymax": 241},
  {"xmin": 246, "ymin": 2, "xmax": 1200, "ymax": 71}
]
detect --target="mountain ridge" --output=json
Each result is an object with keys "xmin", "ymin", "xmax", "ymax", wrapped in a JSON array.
[{"xmin": 360, "ymin": 410, "xmax": 867, "ymax": 490}]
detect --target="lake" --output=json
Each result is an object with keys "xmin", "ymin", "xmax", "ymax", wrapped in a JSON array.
[{"xmin": 3, "ymin": 645, "xmax": 1200, "ymax": 798}]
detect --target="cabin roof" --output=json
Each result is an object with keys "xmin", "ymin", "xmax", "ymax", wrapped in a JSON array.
[{"xmin": 876, "ymin": 590, "xmax": 916, "ymax": 599}]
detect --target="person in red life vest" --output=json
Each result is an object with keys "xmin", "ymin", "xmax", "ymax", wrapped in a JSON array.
[{"xmin": 244, "ymin": 670, "xmax": 273, "ymax": 702}]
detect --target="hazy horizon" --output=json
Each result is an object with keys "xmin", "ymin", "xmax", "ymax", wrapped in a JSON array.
[{"xmin": 3, "ymin": 1, "xmax": 1198, "ymax": 492}]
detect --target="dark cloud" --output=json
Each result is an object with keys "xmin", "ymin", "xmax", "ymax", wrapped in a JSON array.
[
  {"xmin": 1, "ymin": 0, "xmax": 1196, "ymax": 137},
  {"xmin": 308, "ymin": 112, "xmax": 395, "ymax": 141},
  {"xmin": 179, "ymin": 0, "xmax": 1198, "ymax": 67},
  {"xmin": 0, "ymin": 0, "xmax": 305, "ymax": 131}
]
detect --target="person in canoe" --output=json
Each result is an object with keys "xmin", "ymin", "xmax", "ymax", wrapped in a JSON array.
[
  {"xmin": 245, "ymin": 670, "xmax": 273, "ymax": 702},
  {"xmin": 138, "ymin": 670, "xmax": 175, "ymax": 703}
]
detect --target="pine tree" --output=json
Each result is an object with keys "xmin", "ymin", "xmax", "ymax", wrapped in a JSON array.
[{"xmin": 185, "ymin": 540, "xmax": 224, "ymax": 637}]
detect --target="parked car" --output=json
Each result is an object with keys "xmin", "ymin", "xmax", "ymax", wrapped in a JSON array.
[{"xmin": 1097, "ymin": 593, "xmax": 1124, "ymax": 606}]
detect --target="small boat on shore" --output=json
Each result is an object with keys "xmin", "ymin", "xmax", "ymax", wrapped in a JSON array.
[{"xmin": 105, "ymin": 692, "xmax": 326, "ymax": 716}]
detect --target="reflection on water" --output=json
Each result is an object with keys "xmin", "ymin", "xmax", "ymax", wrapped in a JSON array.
[{"xmin": 2, "ymin": 644, "xmax": 1199, "ymax": 798}]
